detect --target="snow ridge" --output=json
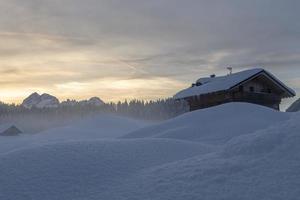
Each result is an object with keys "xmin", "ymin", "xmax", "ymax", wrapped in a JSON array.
[{"xmin": 286, "ymin": 98, "xmax": 300, "ymax": 112}]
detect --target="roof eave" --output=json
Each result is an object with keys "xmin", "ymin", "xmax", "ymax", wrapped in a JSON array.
[{"xmin": 229, "ymin": 69, "xmax": 296, "ymax": 97}]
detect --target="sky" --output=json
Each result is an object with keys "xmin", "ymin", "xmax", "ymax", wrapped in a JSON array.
[{"xmin": 0, "ymin": 0, "xmax": 299, "ymax": 108}]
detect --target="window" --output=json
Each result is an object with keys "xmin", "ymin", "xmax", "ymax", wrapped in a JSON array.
[
  {"xmin": 239, "ymin": 86, "xmax": 244, "ymax": 92},
  {"xmin": 267, "ymin": 88, "xmax": 272, "ymax": 93},
  {"xmin": 249, "ymin": 86, "xmax": 254, "ymax": 92}
]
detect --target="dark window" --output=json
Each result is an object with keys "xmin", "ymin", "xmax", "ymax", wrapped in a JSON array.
[
  {"xmin": 267, "ymin": 88, "xmax": 272, "ymax": 93},
  {"xmin": 239, "ymin": 86, "xmax": 244, "ymax": 92},
  {"xmin": 249, "ymin": 86, "xmax": 254, "ymax": 92}
]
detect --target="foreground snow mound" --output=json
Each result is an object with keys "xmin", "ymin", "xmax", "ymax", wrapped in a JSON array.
[
  {"xmin": 1, "ymin": 103, "xmax": 299, "ymax": 200},
  {"xmin": 0, "ymin": 139, "xmax": 211, "ymax": 200},
  {"xmin": 123, "ymin": 103, "xmax": 290, "ymax": 144},
  {"xmin": 113, "ymin": 113, "xmax": 300, "ymax": 200}
]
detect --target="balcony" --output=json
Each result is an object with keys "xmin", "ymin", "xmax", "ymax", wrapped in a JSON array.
[{"xmin": 232, "ymin": 91, "xmax": 281, "ymax": 104}]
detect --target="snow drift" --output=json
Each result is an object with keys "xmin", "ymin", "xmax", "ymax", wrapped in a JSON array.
[
  {"xmin": 123, "ymin": 103, "xmax": 291, "ymax": 144},
  {"xmin": 1, "ymin": 102, "xmax": 300, "ymax": 200},
  {"xmin": 287, "ymin": 98, "xmax": 300, "ymax": 112},
  {"xmin": 0, "ymin": 139, "xmax": 210, "ymax": 200},
  {"xmin": 118, "ymin": 113, "xmax": 300, "ymax": 200},
  {"xmin": 38, "ymin": 114, "xmax": 150, "ymax": 140},
  {"xmin": 0, "ymin": 114, "xmax": 150, "ymax": 154}
]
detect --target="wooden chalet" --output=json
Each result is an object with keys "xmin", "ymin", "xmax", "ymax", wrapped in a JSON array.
[{"xmin": 174, "ymin": 68, "xmax": 296, "ymax": 111}]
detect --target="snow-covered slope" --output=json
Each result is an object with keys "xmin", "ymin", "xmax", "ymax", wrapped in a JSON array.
[
  {"xmin": 0, "ymin": 139, "xmax": 210, "ymax": 200},
  {"xmin": 1, "ymin": 103, "xmax": 300, "ymax": 200},
  {"xmin": 123, "ymin": 103, "xmax": 290, "ymax": 144},
  {"xmin": 0, "ymin": 114, "xmax": 150, "ymax": 154},
  {"xmin": 116, "ymin": 113, "xmax": 300, "ymax": 200},
  {"xmin": 286, "ymin": 98, "xmax": 300, "ymax": 112},
  {"xmin": 37, "ymin": 114, "xmax": 150, "ymax": 141}
]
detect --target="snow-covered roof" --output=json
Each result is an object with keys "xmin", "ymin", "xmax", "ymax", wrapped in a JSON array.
[
  {"xmin": 0, "ymin": 124, "xmax": 15, "ymax": 133},
  {"xmin": 0, "ymin": 124, "xmax": 22, "ymax": 136},
  {"xmin": 174, "ymin": 68, "xmax": 296, "ymax": 99}
]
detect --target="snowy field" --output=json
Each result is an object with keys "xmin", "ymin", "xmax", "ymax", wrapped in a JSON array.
[{"xmin": 0, "ymin": 103, "xmax": 300, "ymax": 200}]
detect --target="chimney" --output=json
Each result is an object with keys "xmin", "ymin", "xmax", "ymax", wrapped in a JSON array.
[{"xmin": 227, "ymin": 67, "xmax": 233, "ymax": 75}]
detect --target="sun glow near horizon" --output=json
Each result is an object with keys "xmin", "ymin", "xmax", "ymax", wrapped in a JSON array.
[
  {"xmin": 0, "ymin": 76, "xmax": 187, "ymax": 104},
  {"xmin": 0, "ymin": 0, "xmax": 299, "ymax": 108}
]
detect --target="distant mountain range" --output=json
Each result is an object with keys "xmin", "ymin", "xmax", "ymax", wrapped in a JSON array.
[{"xmin": 22, "ymin": 92, "xmax": 104, "ymax": 109}]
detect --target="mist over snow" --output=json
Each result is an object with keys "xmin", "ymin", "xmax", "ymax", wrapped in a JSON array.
[
  {"xmin": 0, "ymin": 102, "xmax": 300, "ymax": 200},
  {"xmin": 0, "ymin": 96, "xmax": 189, "ymax": 135},
  {"xmin": 0, "ymin": 0, "xmax": 299, "ymax": 199}
]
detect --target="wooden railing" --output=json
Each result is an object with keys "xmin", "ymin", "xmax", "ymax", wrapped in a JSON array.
[{"xmin": 232, "ymin": 92, "xmax": 281, "ymax": 103}]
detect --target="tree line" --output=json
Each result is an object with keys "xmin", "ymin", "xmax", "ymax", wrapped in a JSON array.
[{"xmin": 0, "ymin": 98, "xmax": 189, "ymax": 123}]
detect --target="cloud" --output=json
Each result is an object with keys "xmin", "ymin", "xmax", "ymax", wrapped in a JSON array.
[{"xmin": 0, "ymin": 0, "xmax": 299, "ymax": 104}]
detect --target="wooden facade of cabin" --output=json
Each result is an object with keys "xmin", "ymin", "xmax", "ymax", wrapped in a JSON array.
[
  {"xmin": 175, "ymin": 69, "xmax": 295, "ymax": 111},
  {"xmin": 187, "ymin": 90, "xmax": 281, "ymax": 111}
]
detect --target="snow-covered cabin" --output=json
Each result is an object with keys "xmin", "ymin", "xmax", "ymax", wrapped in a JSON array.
[
  {"xmin": 174, "ymin": 68, "xmax": 296, "ymax": 111},
  {"xmin": 0, "ymin": 124, "xmax": 22, "ymax": 136}
]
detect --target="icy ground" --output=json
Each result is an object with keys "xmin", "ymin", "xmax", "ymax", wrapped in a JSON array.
[{"xmin": 0, "ymin": 103, "xmax": 300, "ymax": 200}]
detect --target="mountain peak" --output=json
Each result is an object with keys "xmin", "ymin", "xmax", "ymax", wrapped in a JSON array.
[
  {"xmin": 22, "ymin": 93, "xmax": 60, "ymax": 109},
  {"xmin": 31, "ymin": 92, "xmax": 40, "ymax": 96},
  {"xmin": 88, "ymin": 97, "xmax": 104, "ymax": 106},
  {"xmin": 22, "ymin": 93, "xmax": 105, "ymax": 109}
]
